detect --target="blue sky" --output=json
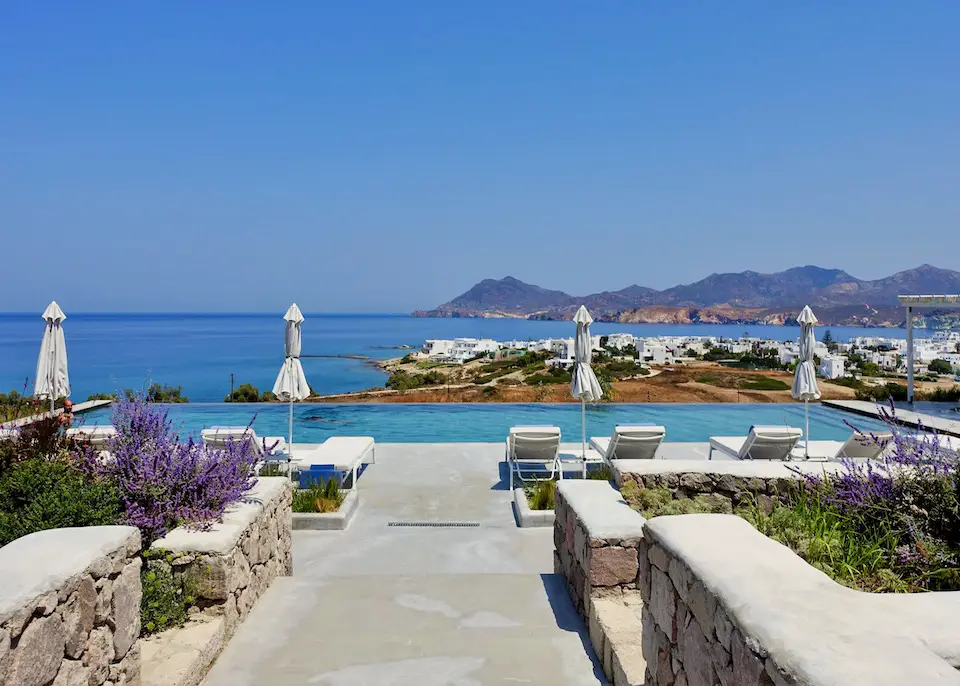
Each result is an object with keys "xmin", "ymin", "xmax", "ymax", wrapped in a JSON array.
[{"xmin": 2, "ymin": 2, "xmax": 958, "ymax": 313}]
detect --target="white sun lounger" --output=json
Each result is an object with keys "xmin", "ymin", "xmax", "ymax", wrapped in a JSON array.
[
  {"xmin": 590, "ymin": 425, "xmax": 666, "ymax": 462},
  {"xmin": 790, "ymin": 431, "xmax": 894, "ymax": 461},
  {"xmin": 708, "ymin": 425, "xmax": 803, "ymax": 461},
  {"xmin": 201, "ymin": 426, "xmax": 288, "ymax": 459},
  {"xmin": 290, "ymin": 436, "xmax": 376, "ymax": 489},
  {"xmin": 66, "ymin": 425, "xmax": 117, "ymax": 450},
  {"xmin": 506, "ymin": 426, "xmax": 581, "ymax": 489}
]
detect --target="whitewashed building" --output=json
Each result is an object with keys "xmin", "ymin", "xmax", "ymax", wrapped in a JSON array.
[
  {"xmin": 818, "ymin": 355, "xmax": 845, "ymax": 380},
  {"xmin": 605, "ymin": 333, "xmax": 637, "ymax": 350},
  {"xmin": 638, "ymin": 341, "xmax": 668, "ymax": 365}
]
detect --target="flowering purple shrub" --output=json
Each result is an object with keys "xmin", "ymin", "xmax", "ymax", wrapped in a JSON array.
[
  {"xmin": 782, "ymin": 401, "xmax": 960, "ymax": 591},
  {"xmin": 95, "ymin": 394, "xmax": 258, "ymax": 544}
]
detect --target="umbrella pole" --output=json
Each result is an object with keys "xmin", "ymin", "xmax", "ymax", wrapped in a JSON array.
[
  {"xmin": 581, "ymin": 397, "xmax": 587, "ymax": 477},
  {"xmin": 805, "ymin": 399, "xmax": 810, "ymax": 459},
  {"xmin": 288, "ymin": 393, "xmax": 294, "ymax": 477},
  {"xmin": 51, "ymin": 330, "xmax": 56, "ymax": 414}
]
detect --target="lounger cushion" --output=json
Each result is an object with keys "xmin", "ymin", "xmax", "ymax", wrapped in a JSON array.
[{"xmin": 295, "ymin": 436, "xmax": 374, "ymax": 470}]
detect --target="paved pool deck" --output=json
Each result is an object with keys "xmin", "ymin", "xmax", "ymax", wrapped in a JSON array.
[
  {"xmin": 824, "ymin": 399, "xmax": 960, "ymax": 438},
  {"xmin": 202, "ymin": 443, "xmax": 612, "ymax": 686}
]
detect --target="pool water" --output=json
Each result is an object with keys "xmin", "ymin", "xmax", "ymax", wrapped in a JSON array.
[{"xmin": 77, "ymin": 403, "xmax": 888, "ymax": 444}]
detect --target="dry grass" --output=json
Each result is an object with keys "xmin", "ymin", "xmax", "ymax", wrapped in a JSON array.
[{"xmin": 311, "ymin": 365, "xmax": 860, "ymax": 404}]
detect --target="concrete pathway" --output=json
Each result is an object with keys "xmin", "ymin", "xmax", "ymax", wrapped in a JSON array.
[{"xmin": 202, "ymin": 444, "xmax": 606, "ymax": 686}]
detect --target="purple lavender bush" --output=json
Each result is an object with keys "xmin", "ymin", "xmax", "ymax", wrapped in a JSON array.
[
  {"xmin": 754, "ymin": 401, "xmax": 960, "ymax": 592},
  {"xmin": 93, "ymin": 394, "xmax": 258, "ymax": 544}
]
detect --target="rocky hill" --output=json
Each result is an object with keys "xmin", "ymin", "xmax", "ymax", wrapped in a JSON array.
[{"xmin": 414, "ymin": 265, "xmax": 960, "ymax": 327}]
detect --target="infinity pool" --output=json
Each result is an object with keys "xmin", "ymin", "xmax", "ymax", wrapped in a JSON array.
[{"xmin": 78, "ymin": 403, "xmax": 888, "ymax": 443}]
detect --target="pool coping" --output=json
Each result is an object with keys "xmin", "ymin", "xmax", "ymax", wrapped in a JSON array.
[{"xmin": 292, "ymin": 489, "xmax": 359, "ymax": 531}]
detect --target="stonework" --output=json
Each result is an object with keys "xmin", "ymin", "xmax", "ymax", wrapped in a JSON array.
[
  {"xmin": 556, "ymin": 479, "xmax": 960, "ymax": 686},
  {"xmin": 618, "ymin": 470, "xmax": 798, "ymax": 513},
  {"xmin": 0, "ymin": 526, "xmax": 142, "ymax": 686},
  {"xmin": 554, "ymin": 482, "xmax": 646, "ymax": 618},
  {"xmin": 142, "ymin": 477, "xmax": 293, "ymax": 686},
  {"xmin": 555, "ymin": 481, "xmax": 648, "ymax": 685}
]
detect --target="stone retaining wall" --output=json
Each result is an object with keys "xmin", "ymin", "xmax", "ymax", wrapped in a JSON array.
[
  {"xmin": 613, "ymin": 460, "xmax": 848, "ymax": 513},
  {"xmin": 148, "ymin": 476, "xmax": 293, "ymax": 633},
  {"xmin": 557, "ymin": 478, "xmax": 960, "ymax": 686},
  {"xmin": 0, "ymin": 526, "xmax": 143, "ymax": 686},
  {"xmin": 641, "ymin": 514, "xmax": 960, "ymax": 686},
  {"xmin": 554, "ymin": 481, "xmax": 647, "ymax": 618},
  {"xmin": 142, "ymin": 477, "xmax": 293, "ymax": 686}
]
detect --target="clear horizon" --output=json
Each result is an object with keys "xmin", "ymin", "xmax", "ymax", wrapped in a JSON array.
[{"xmin": 4, "ymin": 2, "xmax": 958, "ymax": 313}]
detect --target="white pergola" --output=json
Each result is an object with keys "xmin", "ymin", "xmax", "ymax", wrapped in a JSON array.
[{"xmin": 899, "ymin": 295, "xmax": 960, "ymax": 402}]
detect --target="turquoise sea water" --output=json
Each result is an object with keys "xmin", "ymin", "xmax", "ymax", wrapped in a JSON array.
[
  {"xmin": 78, "ymin": 402, "xmax": 888, "ymax": 443},
  {"xmin": 0, "ymin": 313, "xmax": 919, "ymax": 402}
]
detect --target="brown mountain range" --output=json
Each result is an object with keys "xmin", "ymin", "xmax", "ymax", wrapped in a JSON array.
[{"xmin": 413, "ymin": 265, "xmax": 960, "ymax": 327}]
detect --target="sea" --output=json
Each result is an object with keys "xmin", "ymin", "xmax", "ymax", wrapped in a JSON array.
[{"xmin": 0, "ymin": 313, "xmax": 928, "ymax": 403}]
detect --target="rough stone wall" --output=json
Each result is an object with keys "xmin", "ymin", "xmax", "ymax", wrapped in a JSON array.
[
  {"xmin": 639, "ymin": 535, "xmax": 792, "ymax": 686},
  {"xmin": 617, "ymin": 470, "xmax": 800, "ymax": 513},
  {"xmin": 554, "ymin": 486, "xmax": 643, "ymax": 618},
  {"xmin": 150, "ymin": 478, "xmax": 293, "ymax": 635},
  {"xmin": 0, "ymin": 527, "xmax": 142, "ymax": 686}
]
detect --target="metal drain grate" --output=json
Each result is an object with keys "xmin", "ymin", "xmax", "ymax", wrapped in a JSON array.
[{"xmin": 388, "ymin": 521, "xmax": 481, "ymax": 528}]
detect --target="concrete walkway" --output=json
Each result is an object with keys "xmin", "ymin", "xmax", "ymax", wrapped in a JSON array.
[{"xmin": 202, "ymin": 444, "xmax": 606, "ymax": 686}]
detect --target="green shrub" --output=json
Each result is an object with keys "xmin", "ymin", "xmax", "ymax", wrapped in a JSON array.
[
  {"xmin": 855, "ymin": 382, "xmax": 908, "ymax": 402},
  {"xmin": 0, "ymin": 458, "xmax": 123, "ymax": 546},
  {"xmin": 738, "ymin": 489, "xmax": 909, "ymax": 592},
  {"xmin": 620, "ymin": 483, "xmax": 731, "ymax": 519},
  {"xmin": 292, "ymin": 478, "xmax": 344, "ymax": 513},
  {"xmin": 141, "ymin": 383, "xmax": 189, "ymax": 403},
  {"xmin": 928, "ymin": 359, "xmax": 953, "ymax": 375},
  {"xmin": 524, "ymin": 480, "xmax": 556, "ymax": 510},
  {"xmin": 140, "ymin": 551, "xmax": 195, "ymax": 636},
  {"xmin": 386, "ymin": 370, "xmax": 447, "ymax": 391},
  {"xmin": 86, "ymin": 392, "xmax": 118, "ymax": 401},
  {"xmin": 523, "ymin": 370, "xmax": 572, "ymax": 386},
  {"xmin": 224, "ymin": 383, "xmax": 276, "ymax": 402},
  {"xmin": 924, "ymin": 386, "xmax": 960, "ymax": 402},
  {"xmin": 586, "ymin": 465, "xmax": 613, "ymax": 481}
]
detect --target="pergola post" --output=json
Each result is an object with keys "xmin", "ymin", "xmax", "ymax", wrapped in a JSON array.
[
  {"xmin": 898, "ymin": 295, "xmax": 960, "ymax": 405},
  {"xmin": 906, "ymin": 305, "xmax": 914, "ymax": 403}
]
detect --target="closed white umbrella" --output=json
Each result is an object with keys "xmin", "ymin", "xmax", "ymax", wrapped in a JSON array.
[
  {"xmin": 792, "ymin": 306, "xmax": 821, "ymax": 459},
  {"xmin": 272, "ymin": 304, "xmax": 310, "ymax": 465},
  {"xmin": 35, "ymin": 301, "xmax": 70, "ymax": 413},
  {"xmin": 570, "ymin": 305, "xmax": 603, "ymax": 468}
]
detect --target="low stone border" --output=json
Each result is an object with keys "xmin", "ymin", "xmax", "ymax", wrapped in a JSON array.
[
  {"xmin": 141, "ymin": 477, "xmax": 293, "ymax": 686},
  {"xmin": 292, "ymin": 489, "xmax": 360, "ymax": 530},
  {"xmin": 512, "ymin": 487, "xmax": 555, "ymax": 528}
]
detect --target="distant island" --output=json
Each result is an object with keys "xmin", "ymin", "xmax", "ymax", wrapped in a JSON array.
[{"xmin": 413, "ymin": 264, "xmax": 960, "ymax": 328}]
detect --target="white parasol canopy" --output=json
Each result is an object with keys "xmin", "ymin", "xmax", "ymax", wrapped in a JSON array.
[
  {"xmin": 272, "ymin": 304, "xmax": 310, "ymax": 464},
  {"xmin": 34, "ymin": 301, "xmax": 70, "ymax": 412},
  {"xmin": 570, "ymin": 305, "xmax": 603, "ymax": 465},
  {"xmin": 792, "ymin": 305, "xmax": 821, "ymax": 458}
]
